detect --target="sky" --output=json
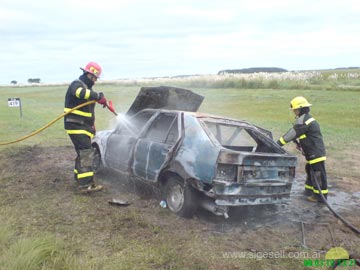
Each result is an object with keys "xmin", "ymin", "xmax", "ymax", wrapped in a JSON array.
[{"xmin": 1, "ymin": 0, "xmax": 360, "ymax": 84}]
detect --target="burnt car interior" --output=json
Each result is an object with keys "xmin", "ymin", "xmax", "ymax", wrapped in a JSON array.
[
  {"xmin": 203, "ymin": 120, "xmax": 285, "ymax": 154},
  {"xmin": 144, "ymin": 113, "xmax": 179, "ymax": 145}
]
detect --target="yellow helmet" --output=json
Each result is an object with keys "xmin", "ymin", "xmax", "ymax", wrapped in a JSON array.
[{"xmin": 290, "ymin": 96, "xmax": 312, "ymax": 109}]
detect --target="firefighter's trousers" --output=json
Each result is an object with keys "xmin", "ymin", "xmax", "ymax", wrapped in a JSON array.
[
  {"xmin": 68, "ymin": 133, "xmax": 95, "ymax": 186},
  {"xmin": 305, "ymin": 161, "xmax": 328, "ymax": 199}
]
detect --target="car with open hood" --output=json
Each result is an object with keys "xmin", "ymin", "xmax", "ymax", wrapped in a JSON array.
[{"xmin": 92, "ymin": 86, "xmax": 297, "ymax": 218}]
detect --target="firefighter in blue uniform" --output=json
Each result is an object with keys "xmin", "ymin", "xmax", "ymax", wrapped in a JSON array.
[
  {"xmin": 64, "ymin": 62, "xmax": 107, "ymax": 192},
  {"xmin": 277, "ymin": 96, "xmax": 328, "ymax": 202}
]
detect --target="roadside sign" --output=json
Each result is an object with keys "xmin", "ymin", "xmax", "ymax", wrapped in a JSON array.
[
  {"xmin": 8, "ymin": 98, "xmax": 20, "ymax": 107},
  {"xmin": 8, "ymin": 98, "xmax": 22, "ymax": 117}
]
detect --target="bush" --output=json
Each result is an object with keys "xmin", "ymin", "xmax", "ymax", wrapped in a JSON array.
[{"xmin": 0, "ymin": 227, "xmax": 81, "ymax": 270}]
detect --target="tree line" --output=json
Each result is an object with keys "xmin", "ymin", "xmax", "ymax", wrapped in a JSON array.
[{"xmin": 10, "ymin": 78, "xmax": 41, "ymax": 84}]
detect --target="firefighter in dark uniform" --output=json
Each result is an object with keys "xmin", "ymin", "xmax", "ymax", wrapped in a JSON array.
[
  {"xmin": 64, "ymin": 61, "xmax": 107, "ymax": 192},
  {"xmin": 277, "ymin": 96, "xmax": 328, "ymax": 202}
]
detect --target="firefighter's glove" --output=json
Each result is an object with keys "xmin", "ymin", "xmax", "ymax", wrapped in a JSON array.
[
  {"xmin": 276, "ymin": 140, "xmax": 283, "ymax": 147},
  {"xmin": 292, "ymin": 139, "xmax": 304, "ymax": 155},
  {"xmin": 295, "ymin": 145, "xmax": 305, "ymax": 155},
  {"xmin": 97, "ymin": 92, "xmax": 107, "ymax": 108}
]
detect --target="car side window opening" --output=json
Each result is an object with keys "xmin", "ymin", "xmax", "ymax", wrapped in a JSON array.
[
  {"xmin": 115, "ymin": 111, "xmax": 154, "ymax": 135},
  {"xmin": 145, "ymin": 114, "xmax": 178, "ymax": 144}
]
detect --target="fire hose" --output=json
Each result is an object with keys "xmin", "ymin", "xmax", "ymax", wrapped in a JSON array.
[
  {"xmin": 0, "ymin": 100, "xmax": 117, "ymax": 146},
  {"xmin": 309, "ymin": 167, "xmax": 360, "ymax": 235},
  {"xmin": 293, "ymin": 140, "xmax": 360, "ymax": 235},
  {"xmin": 312, "ymin": 171, "xmax": 360, "ymax": 269},
  {"xmin": 292, "ymin": 140, "xmax": 360, "ymax": 268}
]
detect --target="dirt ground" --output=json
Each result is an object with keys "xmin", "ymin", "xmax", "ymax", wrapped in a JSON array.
[{"xmin": 1, "ymin": 145, "xmax": 359, "ymax": 269}]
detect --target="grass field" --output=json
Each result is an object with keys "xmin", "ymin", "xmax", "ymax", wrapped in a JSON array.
[
  {"xmin": 1, "ymin": 75, "xmax": 359, "ymax": 176},
  {"xmin": 1, "ymin": 71, "xmax": 360, "ymax": 270}
]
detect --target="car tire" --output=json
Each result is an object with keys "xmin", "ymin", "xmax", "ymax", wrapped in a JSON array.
[
  {"xmin": 92, "ymin": 146, "xmax": 103, "ymax": 173},
  {"xmin": 164, "ymin": 176, "xmax": 198, "ymax": 218}
]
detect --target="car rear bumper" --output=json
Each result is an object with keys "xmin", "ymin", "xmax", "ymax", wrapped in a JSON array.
[{"xmin": 209, "ymin": 181, "xmax": 292, "ymax": 206}]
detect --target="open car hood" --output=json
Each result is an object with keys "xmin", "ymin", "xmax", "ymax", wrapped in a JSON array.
[{"xmin": 126, "ymin": 86, "xmax": 204, "ymax": 116}]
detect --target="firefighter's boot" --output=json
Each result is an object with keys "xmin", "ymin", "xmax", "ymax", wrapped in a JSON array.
[{"xmin": 79, "ymin": 183, "xmax": 103, "ymax": 193}]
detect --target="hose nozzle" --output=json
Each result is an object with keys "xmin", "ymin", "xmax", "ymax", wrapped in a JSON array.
[{"xmin": 106, "ymin": 100, "xmax": 118, "ymax": 116}]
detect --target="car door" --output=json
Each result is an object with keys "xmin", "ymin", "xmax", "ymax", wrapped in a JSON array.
[
  {"xmin": 105, "ymin": 111, "xmax": 155, "ymax": 172},
  {"xmin": 132, "ymin": 112, "xmax": 179, "ymax": 182}
]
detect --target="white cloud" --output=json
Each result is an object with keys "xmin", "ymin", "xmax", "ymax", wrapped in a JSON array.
[{"xmin": 170, "ymin": 6, "xmax": 235, "ymax": 22}]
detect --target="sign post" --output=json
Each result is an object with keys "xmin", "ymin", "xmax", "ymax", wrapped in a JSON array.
[{"xmin": 8, "ymin": 98, "xmax": 22, "ymax": 117}]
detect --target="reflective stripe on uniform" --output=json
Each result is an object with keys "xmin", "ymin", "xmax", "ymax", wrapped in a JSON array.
[
  {"xmin": 66, "ymin": 129, "xmax": 94, "ymax": 138},
  {"xmin": 305, "ymin": 118, "xmax": 315, "ymax": 125},
  {"xmin": 75, "ymin": 87, "xmax": 91, "ymax": 99},
  {"xmin": 299, "ymin": 134, "xmax": 306, "ymax": 140},
  {"xmin": 307, "ymin": 156, "xmax": 326, "ymax": 164},
  {"xmin": 84, "ymin": 89, "xmax": 91, "ymax": 99},
  {"xmin": 279, "ymin": 137, "xmax": 286, "ymax": 145},
  {"xmin": 313, "ymin": 188, "xmax": 329, "ymax": 194},
  {"xmin": 305, "ymin": 181, "xmax": 328, "ymax": 194},
  {"xmin": 74, "ymin": 169, "xmax": 94, "ymax": 179},
  {"xmin": 64, "ymin": 108, "xmax": 92, "ymax": 117},
  {"xmin": 75, "ymin": 87, "xmax": 82, "ymax": 98}
]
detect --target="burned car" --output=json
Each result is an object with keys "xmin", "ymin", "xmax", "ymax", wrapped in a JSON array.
[{"xmin": 92, "ymin": 86, "xmax": 297, "ymax": 218}]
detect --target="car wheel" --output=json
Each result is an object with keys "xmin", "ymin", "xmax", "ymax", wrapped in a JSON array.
[
  {"xmin": 92, "ymin": 146, "xmax": 103, "ymax": 173},
  {"xmin": 164, "ymin": 177, "xmax": 198, "ymax": 218}
]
